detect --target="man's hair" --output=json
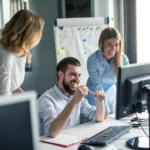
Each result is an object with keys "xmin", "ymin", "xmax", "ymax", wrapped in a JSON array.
[
  {"xmin": 0, "ymin": 9, "xmax": 44, "ymax": 56},
  {"xmin": 56, "ymin": 57, "xmax": 81, "ymax": 79}
]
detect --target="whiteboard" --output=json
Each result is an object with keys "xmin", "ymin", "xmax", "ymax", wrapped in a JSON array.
[
  {"xmin": 54, "ymin": 17, "xmax": 109, "ymax": 85},
  {"xmin": 56, "ymin": 17, "xmax": 105, "ymax": 26}
]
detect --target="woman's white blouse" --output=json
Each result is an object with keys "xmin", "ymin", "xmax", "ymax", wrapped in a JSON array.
[{"xmin": 0, "ymin": 44, "xmax": 26, "ymax": 95}]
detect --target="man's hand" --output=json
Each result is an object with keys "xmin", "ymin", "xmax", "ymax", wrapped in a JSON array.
[
  {"xmin": 94, "ymin": 90, "xmax": 105, "ymax": 103},
  {"xmin": 72, "ymin": 85, "xmax": 88, "ymax": 105},
  {"xmin": 95, "ymin": 90, "xmax": 105, "ymax": 122}
]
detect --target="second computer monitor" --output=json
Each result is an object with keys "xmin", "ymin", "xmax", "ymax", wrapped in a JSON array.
[
  {"xmin": 116, "ymin": 63, "xmax": 150, "ymax": 119},
  {"xmin": 0, "ymin": 91, "xmax": 39, "ymax": 150}
]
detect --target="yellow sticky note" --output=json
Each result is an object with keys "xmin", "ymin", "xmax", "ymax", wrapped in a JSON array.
[
  {"xmin": 84, "ymin": 51, "xmax": 88, "ymax": 54},
  {"xmin": 58, "ymin": 48, "xmax": 66, "ymax": 55}
]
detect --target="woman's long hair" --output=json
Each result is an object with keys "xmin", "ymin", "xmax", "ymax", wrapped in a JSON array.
[
  {"xmin": 98, "ymin": 27, "xmax": 122, "ymax": 75},
  {"xmin": 0, "ymin": 10, "xmax": 44, "ymax": 56}
]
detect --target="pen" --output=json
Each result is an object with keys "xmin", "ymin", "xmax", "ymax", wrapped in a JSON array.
[
  {"xmin": 88, "ymin": 89, "xmax": 105, "ymax": 95},
  {"xmin": 88, "ymin": 89, "xmax": 94, "ymax": 95}
]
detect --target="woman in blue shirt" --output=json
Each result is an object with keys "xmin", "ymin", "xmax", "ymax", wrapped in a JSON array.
[{"xmin": 86, "ymin": 27, "xmax": 129, "ymax": 116}]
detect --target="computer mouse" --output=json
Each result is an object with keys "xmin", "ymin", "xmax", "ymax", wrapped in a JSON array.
[{"xmin": 78, "ymin": 144, "xmax": 95, "ymax": 150}]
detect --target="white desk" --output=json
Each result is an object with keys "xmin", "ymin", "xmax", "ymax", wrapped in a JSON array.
[{"xmin": 39, "ymin": 118, "xmax": 148, "ymax": 150}]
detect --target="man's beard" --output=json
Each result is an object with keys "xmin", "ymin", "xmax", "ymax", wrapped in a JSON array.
[{"xmin": 62, "ymin": 78, "xmax": 77, "ymax": 95}]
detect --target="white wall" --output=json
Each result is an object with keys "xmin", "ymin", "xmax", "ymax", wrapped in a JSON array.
[
  {"xmin": 136, "ymin": 0, "xmax": 150, "ymax": 63},
  {"xmin": 21, "ymin": 0, "xmax": 58, "ymax": 94},
  {"xmin": 94, "ymin": 0, "xmax": 114, "ymax": 26},
  {"xmin": 1, "ymin": 0, "xmax": 10, "ymax": 26},
  {"xmin": 0, "ymin": 0, "xmax": 2, "ymax": 29}
]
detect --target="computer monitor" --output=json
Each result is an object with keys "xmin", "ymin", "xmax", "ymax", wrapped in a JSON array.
[
  {"xmin": 116, "ymin": 63, "xmax": 150, "ymax": 149},
  {"xmin": 0, "ymin": 91, "xmax": 39, "ymax": 150}
]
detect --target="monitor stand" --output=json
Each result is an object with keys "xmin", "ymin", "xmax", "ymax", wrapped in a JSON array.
[
  {"xmin": 126, "ymin": 93, "xmax": 150, "ymax": 150},
  {"xmin": 126, "ymin": 137, "xmax": 149, "ymax": 150}
]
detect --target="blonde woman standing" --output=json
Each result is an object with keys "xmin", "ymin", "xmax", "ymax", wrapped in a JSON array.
[
  {"xmin": 86, "ymin": 27, "xmax": 129, "ymax": 117},
  {"xmin": 0, "ymin": 10, "xmax": 44, "ymax": 95}
]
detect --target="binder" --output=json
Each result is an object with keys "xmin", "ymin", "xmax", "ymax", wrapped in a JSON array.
[{"xmin": 40, "ymin": 133, "xmax": 87, "ymax": 148}]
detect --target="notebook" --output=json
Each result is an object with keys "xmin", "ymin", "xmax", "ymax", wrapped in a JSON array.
[{"xmin": 40, "ymin": 133, "xmax": 87, "ymax": 147}]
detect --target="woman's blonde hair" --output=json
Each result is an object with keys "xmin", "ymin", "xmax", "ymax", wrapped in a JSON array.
[
  {"xmin": 0, "ymin": 10, "xmax": 44, "ymax": 56},
  {"xmin": 98, "ymin": 27, "xmax": 122, "ymax": 74}
]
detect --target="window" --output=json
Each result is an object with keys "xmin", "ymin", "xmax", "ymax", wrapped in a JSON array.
[
  {"xmin": 10, "ymin": 0, "xmax": 30, "ymax": 17},
  {"xmin": 1, "ymin": 0, "xmax": 10, "ymax": 27},
  {"xmin": 136, "ymin": 0, "xmax": 150, "ymax": 63},
  {"xmin": 0, "ymin": 0, "xmax": 29, "ymax": 28}
]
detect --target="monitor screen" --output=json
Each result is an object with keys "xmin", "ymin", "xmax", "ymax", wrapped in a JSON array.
[
  {"xmin": 0, "ymin": 92, "xmax": 39, "ymax": 150},
  {"xmin": 116, "ymin": 63, "xmax": 150, "ymax": 120}
]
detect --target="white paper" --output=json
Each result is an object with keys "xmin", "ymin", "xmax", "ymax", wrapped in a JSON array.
[{"xmin": 40, "ymin": 133, "xmax": 86, "ymax": 146}]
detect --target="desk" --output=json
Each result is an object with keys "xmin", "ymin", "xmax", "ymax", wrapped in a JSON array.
[{"xmin": 39, "ymin": 118, "xmax": 148, "ymax": 150}]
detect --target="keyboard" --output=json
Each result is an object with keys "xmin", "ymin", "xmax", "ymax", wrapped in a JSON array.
[{"xmin": 82, "ymin": 126, "xmax": 132, "ymax": 146}]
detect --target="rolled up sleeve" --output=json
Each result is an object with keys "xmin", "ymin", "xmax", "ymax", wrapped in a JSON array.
[
  {"xmin": 80, "ymin": 98, "xmax": 96, "ymax": 121},
  {"xmin": 37, "ymin": 95, "xmax": 57, "ymax": 136}
]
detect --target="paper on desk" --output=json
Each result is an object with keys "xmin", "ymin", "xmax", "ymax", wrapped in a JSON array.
[{"xmin": 40, "ymin": 133, "xmax": 87, "ymax": 147}]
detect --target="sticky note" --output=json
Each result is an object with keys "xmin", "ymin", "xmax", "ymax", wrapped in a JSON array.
[{"xmin": 58, "ymin": 48, "xmax": 66, "ymax": 55}]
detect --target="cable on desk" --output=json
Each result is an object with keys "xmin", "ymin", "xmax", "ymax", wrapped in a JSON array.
[{"xmin": 135, "ymin": 113, "xmax": 149, "ymax": 137}]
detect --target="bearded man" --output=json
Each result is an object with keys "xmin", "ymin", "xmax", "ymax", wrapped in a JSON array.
[{"xmin": 37, "ymin": 57, "xmax": 105, "ymax": 137}]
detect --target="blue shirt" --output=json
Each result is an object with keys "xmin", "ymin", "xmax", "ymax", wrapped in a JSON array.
[
  {"xmin": 86, "ymin": 50, "xmax": 129, "ymax": 113},
  {"xmin": 37, "ymin": 85, "xmax": 96, "ymax": 136}
]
